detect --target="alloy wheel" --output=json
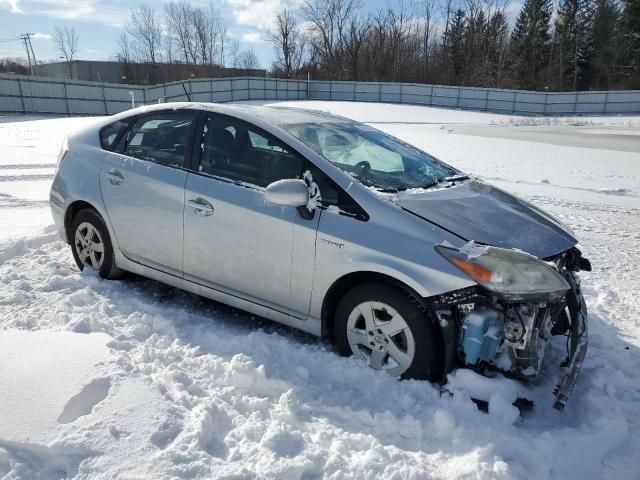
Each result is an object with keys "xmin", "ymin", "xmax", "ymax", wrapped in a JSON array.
[
  {"xmin": 74, "ymin": 222, "xmax": 105, "ymax": 271},
  {"xmin": 346, "ymin": 301, "xmax": 416, "ymax": 377}
]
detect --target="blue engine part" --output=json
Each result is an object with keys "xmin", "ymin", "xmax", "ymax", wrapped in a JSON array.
[{"xmin": 460, "ymin": 307, "xmax": 504, "ymax": 365}]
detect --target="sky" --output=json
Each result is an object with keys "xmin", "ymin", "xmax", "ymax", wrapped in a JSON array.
[{"xmin": 0, "ymin": 0, "xmax": 521, "ymax": 69}]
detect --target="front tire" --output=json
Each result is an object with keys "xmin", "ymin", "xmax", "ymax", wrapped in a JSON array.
[
  {"xmin": 335, "ymin": 283, "xmax": 442, "ymax": 381},
  {"xmin": 70, "ymin": 209, "xmax": 123, "ymax": 279}
]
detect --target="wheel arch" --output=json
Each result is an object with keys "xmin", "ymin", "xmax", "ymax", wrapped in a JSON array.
[
  {"xmin": 64, "ymin": 199, "xmax": 103, "ymax": 244},
  {"xmin": 320, "ymin": 271, "xmax": 432, "ymax": 340}
]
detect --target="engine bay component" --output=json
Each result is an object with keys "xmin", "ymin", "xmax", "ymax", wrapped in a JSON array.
[{"xmin": 459, "ymin": 307, "xmax": 504, "ymax": 365}]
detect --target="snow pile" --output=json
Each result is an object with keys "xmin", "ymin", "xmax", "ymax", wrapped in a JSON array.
[{"xmin": 1, "ymin": 105, "xmax": 639, "ymax": 479}]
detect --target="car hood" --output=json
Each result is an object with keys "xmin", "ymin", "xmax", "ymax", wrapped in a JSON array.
[{"xmin": 394, "ymin": 180, "xmax": 577, "ymax": 258}]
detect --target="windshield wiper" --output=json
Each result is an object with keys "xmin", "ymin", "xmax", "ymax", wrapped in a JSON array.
[
  {"xmin": 444, "ymin": 175, "xmax": 470, "ymax": 184},
  {"xmin": 376, "ymin": 186, "xmax": 407, "ymax": 193}
]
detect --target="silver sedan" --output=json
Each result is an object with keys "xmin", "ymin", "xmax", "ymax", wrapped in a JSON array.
[{"xmin": 50, "ymin": 103, "xmax": 590, "ymax": 410}]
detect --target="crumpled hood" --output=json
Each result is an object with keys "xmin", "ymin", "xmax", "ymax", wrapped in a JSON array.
[{"xmin": 395, "ymin": 180, "xmax": 577, "ymax": 258}]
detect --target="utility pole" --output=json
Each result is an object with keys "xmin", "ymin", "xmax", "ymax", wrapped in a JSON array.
[{"xmin": 19, "ymin": 33, "xmax": 37, "ymax": 75}]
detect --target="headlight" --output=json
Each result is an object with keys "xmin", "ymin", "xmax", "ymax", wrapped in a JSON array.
[{"xmin": 436, "ymin": 243, "xmax": 569, "ymax": 300}]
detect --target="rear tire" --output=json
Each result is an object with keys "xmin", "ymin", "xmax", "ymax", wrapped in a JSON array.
[
  {"xmin": 334, "ymin": 282, "xmax": 442, "ymax": 381},
  {"xmin": 70, "ymin": 209, "xmax": 123, "ymax": 280}
]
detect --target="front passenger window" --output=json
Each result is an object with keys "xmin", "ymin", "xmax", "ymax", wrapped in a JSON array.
[
  {"xmin": 121, "ymin": 112, "xmax": 195, "ymax": 167},
  {"xmin": 199, "ymin": 114, "xmax": 303, "ymax": 187}
]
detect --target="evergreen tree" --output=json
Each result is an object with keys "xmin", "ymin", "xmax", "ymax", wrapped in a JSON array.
[
  {"xmin": 510, "ymin": 0, "xmax": 553, "ymax": 90},
  {"xmin": 584, "ymin": 0, "xmax": 620, "ymax": 89},
  {"xmin": 485, "ymin": 11, "xmax": 510, "ymax": 87},
  {"xmin": 552, "ymin": 0, "xmax": 580, "ymax": 89},
  {"xmin": 445, "ymin": 9, "xmax": 467, "ymax": 84},
  {"xmin": 463, "ymin": 8, "xmax": 487, "ymax": 85},
  {"xmin": 617, "ymin": 0, "xmax": 640, "ymax": 88}
]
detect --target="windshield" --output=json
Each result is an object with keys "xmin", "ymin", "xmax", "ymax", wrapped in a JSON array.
[{"xmin": 280, "ymin": 121, "xmax": 460, "ymax": 191}]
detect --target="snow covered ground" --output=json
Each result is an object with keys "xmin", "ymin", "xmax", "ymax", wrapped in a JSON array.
[{"xmin": 0, "ymin": 102, "xmax": 639, "ymax": 479}]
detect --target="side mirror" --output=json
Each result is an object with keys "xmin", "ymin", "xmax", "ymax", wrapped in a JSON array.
[{"xmin": 264, "ymin": 179, "xmax": 309, "ymax": 208}]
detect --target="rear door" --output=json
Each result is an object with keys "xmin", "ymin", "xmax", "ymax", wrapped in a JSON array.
[
  {"xmin": 100, "ymin": 110, "xmax": 198, "ymax": 276},
  {"xmin": 183, "ymin": 112, "xmax": 319, "ymax": 316}
]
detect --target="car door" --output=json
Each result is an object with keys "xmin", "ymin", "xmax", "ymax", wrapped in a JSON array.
[
  {"xmin": 100, "ymin": 110, "xmax": 198, "ymax": 277},
  {"xmin": 183, "ymin": 112, "xmax": 320, "ymax": 317}
]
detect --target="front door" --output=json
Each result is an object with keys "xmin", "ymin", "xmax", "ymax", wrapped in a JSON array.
[
  {"xmin": 183, "ymin": 113, "xmax": 319, "ymax": 316},
  {"xmin": 100, "ymin": 110, "xmax": 197, "ymax": 276}
]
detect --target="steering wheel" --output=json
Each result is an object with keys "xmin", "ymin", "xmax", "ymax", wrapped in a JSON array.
[{"xmin": 353, "ymin": 160, "xmax": 371, "ymax": 172}]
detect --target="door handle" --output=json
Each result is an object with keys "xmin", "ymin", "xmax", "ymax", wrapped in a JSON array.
[
  {"xmin": 187, "ymin": 199, "xmax": 214, "ymax": 216},
  {"xmin": 106, "ymin": 169, "xmax": 124, "ymax": 185}
]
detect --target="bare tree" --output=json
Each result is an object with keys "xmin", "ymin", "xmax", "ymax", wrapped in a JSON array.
[
  {"xmin": 344, "ymin": 14, "xmax": 371, "ymax": 80},
  {"xmin": 165, "ymin": 0, "xmax": 197, "ymax": 64},
  {"xmin": 208, "ymin": 4, "xmax": 227, "ymax": 66},
  {"xmin": 302, "ymin": 0, "xmax": 360, "ymax": 79},
  {"xmin": 53, "ymin": 26, "xmax": 79, "ymax": 79},
  {"xmin": 127, "ymin": 5, "xmax": 163, "ymax": 63},
  {"xmin": 116, "ymin": 32, "xmax": 132, "ymax": 63},
  {"xmin": 266, "ymin": 7, "xmax": 302, "ymax": 77},
  {"xmin": 228, "ymin": 39, "xmax": 241, "ymax": 68},
  {"xmin": 238, "ymin": 48, "xmax": 260, "ymax": 71},
  {"xmin": 415, "ymin": 0, "xmax": 437, "ymax": 80}
]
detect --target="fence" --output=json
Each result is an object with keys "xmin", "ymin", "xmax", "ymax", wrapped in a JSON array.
[
  {"xmin": 2, "ymin": 73, "xmax": 640, "ymax": 117},
  {"xmin": 0, "ymin": 75, "xmax": 308, "ymax": 116}
]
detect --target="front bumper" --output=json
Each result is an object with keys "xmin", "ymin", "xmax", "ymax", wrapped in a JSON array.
[{"xmin": 553, "ymin": 271, "xmax": 588, "ymax": 411}]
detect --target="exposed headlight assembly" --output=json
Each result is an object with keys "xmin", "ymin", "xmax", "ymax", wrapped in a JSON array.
[{"xmin": 436, "ymin": 243, "xmax": 570, "ymax": 301}]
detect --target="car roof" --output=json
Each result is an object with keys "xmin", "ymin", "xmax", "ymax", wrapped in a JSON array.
[{"xmin": 126, "ymin": 102, "xmax": 353, "ymax": 126}]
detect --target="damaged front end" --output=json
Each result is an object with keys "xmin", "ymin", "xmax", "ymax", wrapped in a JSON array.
[{"xmin": 431, "ymin": 244, "xmax": 590, "ymax": 411}]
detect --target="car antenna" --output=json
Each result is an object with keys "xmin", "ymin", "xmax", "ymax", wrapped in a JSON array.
[{"xmin": 181, "ymin": 82, "xmax": 192, "ymax": 102}]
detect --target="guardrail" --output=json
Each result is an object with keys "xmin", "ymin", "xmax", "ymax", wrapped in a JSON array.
[{"xmin": 1, "ymin": 73, "xmax": 639, "ymax": 116}]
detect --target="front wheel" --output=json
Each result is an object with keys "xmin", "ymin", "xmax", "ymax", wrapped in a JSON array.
[
  {"xmin": 334, "ymin": 283, "xmax": 442, "ymax": 381},
  {"xmin": 70, "ymin": 209, "xmax": 123, "ymax": 279}
]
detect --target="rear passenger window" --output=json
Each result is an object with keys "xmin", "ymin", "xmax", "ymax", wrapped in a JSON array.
[
  {"xmin": 100, "ymin": 119, "xmax": 129, "ymax": 150},
  {"xmin": 121, "ymin": 112, "xmax": 195, "ymax": 167}
]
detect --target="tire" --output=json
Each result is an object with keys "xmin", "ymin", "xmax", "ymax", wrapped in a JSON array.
[
  {"xmin": 69, "ymin": 209, "xmax": 123, "ymax": 279},
  {"xmin": 334, "ymin": 282, "xmax": 442, "ymax": 381}
]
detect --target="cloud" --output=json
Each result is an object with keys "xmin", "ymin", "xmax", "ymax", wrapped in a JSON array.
[
  {"xmin": 241, "ymin": 31, "xmax": 267, "ymax": 43},
  {"xmin": 225, "ymin": 0, "xmax": 290, "ymax": 31},
  {"xmin": 32, "ymin": 32, "xmax": 53, "ymax": 40},
  {"xmin": 5, "ymin": 0, "xmax": 129, "ymax": 27},
  {"xmin": 0, "ymin": 0, "xmax": 22, "ymax": 13}
]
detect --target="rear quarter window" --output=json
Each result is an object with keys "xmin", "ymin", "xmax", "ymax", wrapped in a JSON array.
[{"xmin": 99, "ymin": 119, "xmax": 130, "ymax": 150}]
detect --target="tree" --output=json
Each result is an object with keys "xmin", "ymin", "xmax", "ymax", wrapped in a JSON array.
[
  {"xmin": 53, "ymin": 26, "xmax": 79, "ymax": 79},
  {"xmin": 238, "ymin": 48, "xmax": 260, "ymax": 71},
  {"xmin": 165, "ymin": 0, "xmax": 197, "ymax": 64},
  {"xmin": 510, "ymin": 0, "xmax": 553, "ymax": 90},
  {"xmin": 116, "ymin": 32, "xmax": 132, "ymax": 64},
  {"xmin": 302, "ymin": 0, "xmax": 360, "ymax": 79},
  {"xmin": 551, "ymin": 0, "xmax": 581, "ymax": 89},
  {"xmin": 127, "ymin": 5, "xmax": 162, "ymax": 63},
  {"xmin": 485, "ymin": 11, "xmax": 510, "ymax": 87},
  {"xmin": 444, "ymin": 9, "xmax": 466, "ymax": 84},
  {"xmin": 462, "ymin": 3, "xmax": 487, "ymax": 85},
  {"xmin": 266, "ymin": 8, "xmax": 302, "ymax": 77},
  {"xmin": 228, "ymin": 39, "xmax": 241, "ymax": 68},
  {"xmin": 616, "ymin": 0, "xmax": 640, "ymax": 88}
]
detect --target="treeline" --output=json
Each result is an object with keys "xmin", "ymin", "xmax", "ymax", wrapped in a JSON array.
[
  {"xmin": 0, "ymin": 58, "xmax": 30, "ymax": 75},
  {"xmin": 268, "ymin": 0, "xmax": 640, "ymax": 91},
  {"xmin": 117, "ymin": 1, "xmax": 260, "ymax": 76}
]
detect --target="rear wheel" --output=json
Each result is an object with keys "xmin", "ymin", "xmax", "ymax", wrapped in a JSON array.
[
  {"xmin": 334, "ymin": 283, "xmax": 442, "ymax": 381},
  {"xmin": 70, "ymin": 209, "xmax": 123, "ymax": 279}
]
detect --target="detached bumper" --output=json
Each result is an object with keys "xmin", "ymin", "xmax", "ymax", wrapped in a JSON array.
[{"xmin": 553, "ymin": 272, "xmax": 588, "ymax": 411}]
